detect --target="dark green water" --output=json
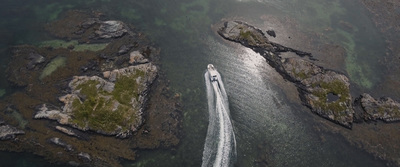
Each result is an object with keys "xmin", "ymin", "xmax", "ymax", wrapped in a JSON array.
[{"xmin": 0, "ymin": 0, "xmax": 391, "ymax": 166}]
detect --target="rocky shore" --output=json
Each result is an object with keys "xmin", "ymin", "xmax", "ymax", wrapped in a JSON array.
[
  {"xmin": 0, "ymin": 10, "xmax": 182, "ymax": 167},
  {"xmin": 217, "ymin": 21, "xmax": 400, "ymax": 128}
]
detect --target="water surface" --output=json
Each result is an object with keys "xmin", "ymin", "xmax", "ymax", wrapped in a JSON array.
[{"xmin": 0, "ymin": 0, "xmax": 391, "ymax": 166}]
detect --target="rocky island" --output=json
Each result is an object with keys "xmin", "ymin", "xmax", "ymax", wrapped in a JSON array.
[
  {"xmin": 217, "ymin": 21, "xmax": 400, "ymax": 128},
  {"xmin": 0, "ymin": 10, "xmax": 182, "ymax": 167}
]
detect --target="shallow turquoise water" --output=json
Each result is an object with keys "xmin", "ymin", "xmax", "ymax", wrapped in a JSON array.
[{"xmin": 0, "ymin": 0, "xmax": 391, "ymax": 166}]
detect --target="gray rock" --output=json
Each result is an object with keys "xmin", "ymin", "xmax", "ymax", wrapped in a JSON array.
[
  {"xmin": 360, "ymin": 93, "xmax": 400, "ymax": 122},
  {"xmin": 27, "ymin": 53, "xmax": 46, "ymax": 70},
  {"xmin": 129, "ymin": 51, "xmax": 149, "ymax": 64},
  {"xmin": 49, "ymin": 137, "xmax": 73, "ymax": 151},
  {"xmin": 218, "ymin": 21, "xmax": 311, "ymax": 57},
  {"xmin": 95, "ymin": 21, "xmax": 128, "ymax": 39},
  {"xmin": 0, "ymin": 124, "xmax": 25, "ymax": 140},
  {"xmin": 118, "ymin": 45, "xmax": 133, "ymax": 55},
  {"xmin": 55, "ymin": 126, "xmax": 80, "ymax": 138},
  {"xmin": 78, "ymin": 152, "xmax": 91, "ymax": 162},
  {"xmin": 218, "ymin": 21, "xmax": 272, "ymax": 49},
  {"xmin": 34, "ymin": 104, "xmax": 71, "ymax": 125},
  {"xmin": 80, "ymin": 18, "xmax": 99, "ymax": 29}
]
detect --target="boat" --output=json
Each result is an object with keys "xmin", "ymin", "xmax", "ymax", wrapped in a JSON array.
[{"xmin": 207, "ymin": 64, "xmax": 218, "ymax": 82}]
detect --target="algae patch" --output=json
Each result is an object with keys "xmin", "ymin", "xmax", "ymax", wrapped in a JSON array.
[
  {"xmin": 11, "ymin": 111, "xmax": 28, "ymax": 129},
  {"xmin": 39, "ymin": 40, "xmax": 108, "ymax": 52},
  {"xmin": 73, "ymin": 43, "xmax": 109, "ymax": 52},
  {"xmin": 336, "ymin": 29, "xmax": 374, "ymax": 89},
  {"xmin": 40, "ymin": 56, "xmax": 67, "ymax": 79}
]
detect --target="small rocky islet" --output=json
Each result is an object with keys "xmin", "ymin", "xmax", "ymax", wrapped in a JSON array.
[
  {"xmin": 217, "ymin": 20, "xmax": 400, "ymax": 128},
  {"xmin": 0, "ymin": 10, "xmax": 182, "ymax": 167}
]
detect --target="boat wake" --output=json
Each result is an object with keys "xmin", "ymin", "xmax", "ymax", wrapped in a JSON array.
[{"xmin": 202, "ymin": 64, "xmax": 236, "ymax": 167}]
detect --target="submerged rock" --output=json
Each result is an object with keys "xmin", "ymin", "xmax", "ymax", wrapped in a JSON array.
[
  {"xmin": 218, "ymin": 21, "xmax": 353, "ymax": 128},
  {"xmin": 78, "ymin": 152, "xmax": 91, "ymax": 162},
  {"xmin": 360, "ymin": 93, "xmax": 400, "ymax": 122},
  {"xmin": 118, "ymin": 45, "xmax": 133, "ymax": 55},
  {"xmin": 34, "ymin": 63, "xmax": 158, "ymax": 137},
  {"xmin": 49, "ymin": 137, "xmax": 73, "ymax": 151},
  {"xmin": 27, "ymin": 53, "xmax": 46, "ymax": 70},
  {"xmin": 95, "ymin": 21, "xmax": 128, "ymax": 39}
]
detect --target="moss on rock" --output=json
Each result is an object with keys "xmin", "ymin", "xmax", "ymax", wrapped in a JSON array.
[
  {"xmin": 310, "ymin": 79, "xmax": 351, "ymax": 115},
  {"xmin": 35, "ymin": 63, "xmax": 157, "ymax": 137},
  {"xmin": 360, "ymin": 93, "xmax": 400, "ymax": 122}
]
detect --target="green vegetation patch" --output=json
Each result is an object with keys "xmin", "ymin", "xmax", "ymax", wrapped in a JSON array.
[
  {"xmin": 237, "ymin": 26, "xmax": 270, "ymax": 48},
  {"xmin": 292, "ymin": 69, "xmax": 310, "ymax": 80},
  {"xmin": 70, "ymin": 70, "xmax": 146, "ymax": 133},
  {"xmin": 311, "ymin": 79, "xmax": 350, "ymax": 116},
  {"xmin": 73, "ymin": 43, "xmax": 109, "ymax": 52},
  {"xmin": 239, "ymin": 30, "xmax": 260, "ymax": 46},
  {"xmin": 112, "ymin": 70, "xmax": 145, "ymax": 105}
]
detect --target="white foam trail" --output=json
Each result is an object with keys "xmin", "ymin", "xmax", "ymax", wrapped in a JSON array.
[{"xmin": 202, "ymin": 70, "xmax": 236, "ymax": 167}]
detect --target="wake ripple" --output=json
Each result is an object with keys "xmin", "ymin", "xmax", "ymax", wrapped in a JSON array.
[{"xmin": 202, "ymin": 69, "xmax": 236, "ymax": 167}]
